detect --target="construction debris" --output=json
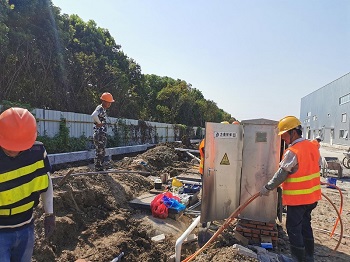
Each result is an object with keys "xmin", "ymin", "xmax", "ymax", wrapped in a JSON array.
[{"xmin": 31, "ymin": 142, "xmax": 350, "ymax": 262}]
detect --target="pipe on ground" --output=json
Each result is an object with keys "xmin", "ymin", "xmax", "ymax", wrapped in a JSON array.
[{"xmin": 175, "ymin": 215, "xmax": 201, "ymax": 262}]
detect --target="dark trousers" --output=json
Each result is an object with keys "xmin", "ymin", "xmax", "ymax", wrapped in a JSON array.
[{"xmin": 286, "ymin": 202, "xmax": 317, "ymax": 248}]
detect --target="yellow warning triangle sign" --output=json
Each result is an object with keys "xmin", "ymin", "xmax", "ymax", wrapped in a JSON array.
[{"xmin": 220, "ymin": 153, "xmax": 230, "ymax": 165}]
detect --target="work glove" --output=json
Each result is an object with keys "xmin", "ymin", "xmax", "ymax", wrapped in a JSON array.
[
  {"xmin": 44, "ymin": 214, "xmax": 56, "ymax": 238},
  {"xmin": 259, "ymin": 185, "xmax": 270, "ymax": 197}
]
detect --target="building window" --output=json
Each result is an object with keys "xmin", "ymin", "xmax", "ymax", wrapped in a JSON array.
[
  {"xmin": 344, "ymin": 130, "xmax": 349, "ymax": 139},
  {"xmin": 342, "ymin": 113, "xmax": 347, "ymax": 123},
  {"xmin": 340, "ymin": 130, "xmax": 344, "ymax": 138},
  {"xmin": 313, "ymin": 115, "xmax": 317, "ymax": 121},
  {"xmin": 340, "ymin": 93, "xmax": 350, "ymax": 105},
  {"xmin": 307, "ymin": 112, "xmax": 311, "ymax": 117}
]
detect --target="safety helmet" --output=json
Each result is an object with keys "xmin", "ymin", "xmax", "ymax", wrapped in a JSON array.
[
  {"xmin": 100, "ymin": 92, "xmax": 115, "ymax": 103},
  {"xmin": 220, "ymin": 121, "xmax": 229, "ymax": 124},
  {"xmin": 0, "ymin": 107, "xmax": 37, "ymax": 151},
  {"xmin": 277, "ymin": 116, "xmax": 301, "ymax": 135},
  {"xmin": 232, "ymin": 121, "xmax": 240, "ymax": 125},
  {"xmin": 315, "ymin": 136, "xmax": 322, "ymax": 142}
]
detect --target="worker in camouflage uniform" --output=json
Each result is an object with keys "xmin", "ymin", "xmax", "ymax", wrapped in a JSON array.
[{"xmin": 91, "ymin": 92, "xmax": 115, "ymax": 171}]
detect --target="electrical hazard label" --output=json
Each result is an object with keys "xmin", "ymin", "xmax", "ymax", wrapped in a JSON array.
[{"xmin": 220, "ymin": 153, "xmax": 230, "ymax": 165}]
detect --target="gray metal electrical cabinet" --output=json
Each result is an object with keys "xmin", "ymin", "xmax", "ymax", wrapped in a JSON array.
[
  {"xmin": 239, "ymin": 119, "xmax": 280, "ymax": 223},
  {"xmin": 200, "ymin": 119, "xmax": 280, "ymax": 224},
  {"xmin": 200, "ymin": 122, "xmax": 243, "ymax": 223}
]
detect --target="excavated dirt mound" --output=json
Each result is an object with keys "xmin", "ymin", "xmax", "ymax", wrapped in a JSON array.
[{"xmin": 31, "ymin": 143, "xmax": 350, "ymax": 262}]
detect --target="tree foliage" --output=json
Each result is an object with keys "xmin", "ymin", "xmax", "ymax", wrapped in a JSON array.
[{"xmin": 0, "ymin": 0, "xmax": 234, "ymax": 127}]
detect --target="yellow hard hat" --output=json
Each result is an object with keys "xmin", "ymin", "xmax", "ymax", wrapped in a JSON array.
[
  {"xmin": 278, "ymin": 116, "xmax": 301, "ymax": 135},
  {"xmin": 220, "ymin": 121, "xmax": 229, "ymax": 124}
]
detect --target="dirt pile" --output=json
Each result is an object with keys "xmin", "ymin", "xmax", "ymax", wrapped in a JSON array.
[{"xmin": 31, "ymin": 143, "xmax": 350, "ymax": 262}]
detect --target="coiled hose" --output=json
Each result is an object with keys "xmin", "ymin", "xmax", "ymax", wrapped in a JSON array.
[{"xmin": 182, "ymin": 183, "xmax": 344, "ymax": 262}]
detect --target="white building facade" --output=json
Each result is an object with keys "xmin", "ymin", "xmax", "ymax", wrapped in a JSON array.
[{"xmin": 300, "ymin": 72, "xmax": 350, "ymax": 146}]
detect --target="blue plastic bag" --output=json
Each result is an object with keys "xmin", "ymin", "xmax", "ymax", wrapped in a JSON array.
[{"xmin": 162, "ymin": 195, "xmax": 186, "ymax": 211}]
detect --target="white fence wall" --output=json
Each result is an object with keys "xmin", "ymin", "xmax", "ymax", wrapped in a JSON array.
[{"xmin": 33, "ymin": 108, "xmax": 201, "ymax": 144}]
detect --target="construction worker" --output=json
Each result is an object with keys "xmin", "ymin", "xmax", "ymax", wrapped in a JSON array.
[
  {"xmin": 259, "ymin": 116, "xmax": 321, "ymax": 262},
  {"xmin": 0, "ymin": 107, "xmax": 55, "ymax": 262},
  {"xmin": 91, "ymin": 92, "xmax": 115, "ymax": 171},
  {"xmin": 311, "ymin": 135, "xmax": 322, "ymax": 148},
  {"xmin": 199, "ymin": 139, "xmax": 205, "ymax": 175}
]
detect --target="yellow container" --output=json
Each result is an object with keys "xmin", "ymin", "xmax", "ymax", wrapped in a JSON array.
[{"xmin": 172, "ymin": 178, "xmax": 183, "ymax": 187}]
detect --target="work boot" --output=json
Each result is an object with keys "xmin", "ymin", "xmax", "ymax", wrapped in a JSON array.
[
  {"xmin": 304, "ymin": 238, "xmax": 315, "ymax": 262},
  {"xmin": 290, "ymin": 245, "xmax": 305, "ymax": 262}
]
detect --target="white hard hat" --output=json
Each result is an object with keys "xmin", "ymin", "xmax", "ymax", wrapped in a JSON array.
[{"xmin": 315, "ymin": 136, "xmax": 322, "ymax": 141}]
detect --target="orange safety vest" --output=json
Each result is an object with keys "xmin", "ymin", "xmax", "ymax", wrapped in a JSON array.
[
  {"xmin": 281, "ymin": 140, "xmax": 321, "ymax": 206},
  {"xmin": 199, "ymin": 139, "xmax": 205, "ymax": 175},
  {"xmin": 311, "ymin": 139, "xmax": 320, "ymax": 149}
]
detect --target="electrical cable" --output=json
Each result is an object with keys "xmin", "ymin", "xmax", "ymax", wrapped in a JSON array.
[
  {"xmin": 320, "ymin": 181, "xmax": 343, "ymax": 238},
  {"xmin": 182, "ymin": 193, "xmax": 260, "ymax": 262},
  {"xmin": 182, "ymin": 184, "xmax": 344, "ymax": 262}
]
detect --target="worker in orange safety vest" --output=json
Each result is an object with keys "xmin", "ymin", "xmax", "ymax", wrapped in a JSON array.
[
  {"xmin": 198, "ymin": 139, "xmax": 205, "ymax": 175},
  {"xmin": 311, "ymin": 135, "xmax": 322, "ymax": 149},
  {"xmin": 259, "ymin": 116, "xmax": 321, "ymax": 262}
]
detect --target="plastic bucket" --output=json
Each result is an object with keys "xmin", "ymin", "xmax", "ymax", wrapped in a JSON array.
[
  {"xmin": 154, "ymin": 179, "xmax": 162, "ymax": 190},
  {"xmin": 326, "ymin": 177, "xmax": 337, "ymax": 189}
]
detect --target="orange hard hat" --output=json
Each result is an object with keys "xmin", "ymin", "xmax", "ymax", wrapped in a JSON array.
[
  {"xmin": 0, "ymin": 107, "xmax": 37, "ymax": 151},
  {"xmin": 232, "ymin": 121, "xmax": 240, "ymax": 125},
  {"xmin": 100, "ymin": 92, "xmax": 115, "ymax": 103}
]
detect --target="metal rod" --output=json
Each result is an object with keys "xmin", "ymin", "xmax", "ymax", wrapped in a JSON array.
[
  {"xmin": 174, "ymin": 148, "xmax": 200, "ymax": 154},
  {"xmin": 185, "ymin": 151, "xmax": 201, "ymax": 163},
  {"xmin": 52, "ymin": 169, "xmax": 151, "ymax": 180}
]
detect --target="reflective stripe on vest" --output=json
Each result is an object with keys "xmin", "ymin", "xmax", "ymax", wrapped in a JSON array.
[
  {"xmin": 0, "ymin": 160, "xmax": 45, "ymax": 183},
  {"xmin": 0, "ymin": 201, "xmax": 35, "ymax": 216},
  {"xmin": 0, "ymin": 175, "xmax": 49, "ymax": 206},
  {"xmin": 282, "ymin": 140, "xmax": 321, "ymax": 206}
]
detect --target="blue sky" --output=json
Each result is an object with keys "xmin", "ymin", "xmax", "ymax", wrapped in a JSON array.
[{"xmin": 51, "ymin": 0, "xmax": 350, "ymax": 121}]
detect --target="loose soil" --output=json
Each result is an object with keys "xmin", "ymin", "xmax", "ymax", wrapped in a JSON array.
[{"xmin": 32, "ymin": 143, "xmax": 350, "ymax": 262}]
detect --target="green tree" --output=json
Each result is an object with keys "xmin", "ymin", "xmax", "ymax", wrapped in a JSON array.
[{"xmin": 0, "ymin": 0, "xmax": 233, "ymax": 129}]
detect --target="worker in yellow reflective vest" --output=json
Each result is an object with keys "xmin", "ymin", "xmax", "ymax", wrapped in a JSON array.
[
  {"xmin": 260, "ymin": 116, "xmax": 321, "ymax": 262},
  {"xmin": 0, "ymin": 108, "xmax": 55, "ymax": 262}
]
